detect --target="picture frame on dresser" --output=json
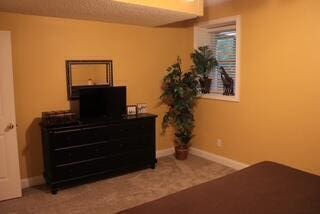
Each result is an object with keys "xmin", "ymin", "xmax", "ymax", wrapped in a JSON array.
[
  {"xmin": 137, "ymin": 103, "xmax": 147, "ymax": 114},
  {"xmin": 127, "ymin": 105, "xmax": 137, "ymax": 115}
]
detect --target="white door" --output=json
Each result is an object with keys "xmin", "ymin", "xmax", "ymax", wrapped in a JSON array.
[{"xmin": 0, "ymin": 31, "xmax": 22, "ymax": 201}]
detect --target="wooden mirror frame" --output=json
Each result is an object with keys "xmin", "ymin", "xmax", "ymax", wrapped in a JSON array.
[{"xmin": 66, "ymin": 60, "xmax": 113, "ymax": 100}]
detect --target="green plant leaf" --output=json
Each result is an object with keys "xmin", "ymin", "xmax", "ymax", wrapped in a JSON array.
[{"xmin": 160, "ymin": 57, "xmax": 199, "ymax": 146}]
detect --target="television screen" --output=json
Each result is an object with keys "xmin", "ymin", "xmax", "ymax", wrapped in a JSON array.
[{"xmin": 79, "ymin": 86, "xmax": 126, "ymax": 119}]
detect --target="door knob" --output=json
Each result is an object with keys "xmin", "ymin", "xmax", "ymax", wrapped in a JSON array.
[{"xmin": 5, "ymin": 123, "xmax": 15, "ymax": 132}]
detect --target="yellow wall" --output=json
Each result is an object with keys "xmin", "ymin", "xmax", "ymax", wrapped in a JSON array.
[
  {"xmin": 0, "ymin": 12, "xmax": 193, "ymax": 179},
  {"xmin": 194, "ymin": 0, "xmax": 320, "ymax": 174},
  {"xmin": 2, "ymin": 0, "xmax": 319, "ymax": 179}
]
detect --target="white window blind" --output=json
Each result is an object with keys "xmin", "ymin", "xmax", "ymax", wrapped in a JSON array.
[{"xmin": 208, "ymin": 25, "xmax": 237, "ymax": 95}]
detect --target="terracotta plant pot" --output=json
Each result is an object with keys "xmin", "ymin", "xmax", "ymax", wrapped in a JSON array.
[
  {"xmin": 199, "ymin": 78, "xmax": 212, "ymax": 94},
  {"xmin": 175, "ymin": 146, "xmax": 189, "ymax": 160}
]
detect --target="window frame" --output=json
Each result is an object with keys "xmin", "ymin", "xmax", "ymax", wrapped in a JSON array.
[{"xmin": 194, "ymin": 16, "xmax": 241, "ymax": 102}]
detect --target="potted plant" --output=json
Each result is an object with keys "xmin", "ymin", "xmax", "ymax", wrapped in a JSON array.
[
  {"xmin": 191, "ymin": 46, "xmax": 218, "ymax": 93},
  {"xmin": 160, "ymin": 58, "xmax": 199, "ymax": 160}
]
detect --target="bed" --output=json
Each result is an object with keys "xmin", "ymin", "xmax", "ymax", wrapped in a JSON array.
[{"xmin": 118, "ymin": 161, "xmax": 320, "ymax": 214}]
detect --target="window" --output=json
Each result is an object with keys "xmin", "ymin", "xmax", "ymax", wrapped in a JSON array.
[{"xmin": 194, "ymin": 16, "xmax": 240, "ymax": 102}]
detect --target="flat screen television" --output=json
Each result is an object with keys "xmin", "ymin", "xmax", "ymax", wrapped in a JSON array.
[{"xmin": 79, "ymin": 86, "xmax": 126, "ymax": 119}]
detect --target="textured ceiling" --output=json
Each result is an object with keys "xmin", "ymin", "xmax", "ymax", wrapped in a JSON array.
[
  {"xmin": 0, "ymin": 0, "xmax": 199, "ymax": 27},
  {"xmin": 205, "ymin": 0, "xmax": 232, "ymax": 7}
]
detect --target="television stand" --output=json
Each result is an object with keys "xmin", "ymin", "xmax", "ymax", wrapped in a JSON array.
[{"xmin": 40, "ymin": 113, "xmax": 157, "ymax": 194}]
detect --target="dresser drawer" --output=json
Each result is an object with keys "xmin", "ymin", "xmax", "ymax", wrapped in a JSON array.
[
  {"xmin": 115, "ymin": 120, "xmax": 154, "ymax": 135},
  {"xmin": 53, "ymin": 148, "xmax": 154, "ymax": 181},
  {"xmin": 52, "ymin": 120, "xmax": 154, "ymax": 149},
  {"xmin": 53, "ymin": 135, "xmax": 154, "ymax": 165},
  {"xmin": 91, "ymin": 120, "xmax": 154, "ymax": 139}
]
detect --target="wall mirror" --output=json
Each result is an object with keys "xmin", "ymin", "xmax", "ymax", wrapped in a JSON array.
[{"xmin": 66, "ymin": 60, "xmax": 113, "ymax": 100}]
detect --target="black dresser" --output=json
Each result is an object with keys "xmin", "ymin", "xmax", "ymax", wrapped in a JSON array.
[{"xmin": 40, "ymin": 113, "xmax": 157, "ymax": 194}]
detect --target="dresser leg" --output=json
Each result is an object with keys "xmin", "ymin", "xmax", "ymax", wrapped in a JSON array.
[
  {"xmin": 150, "ymin": 163, "xmax": 156, "ymax": 169},
  {"xmin": 51, "ymin": 188, "xmax": 58, "ymax": 195}
]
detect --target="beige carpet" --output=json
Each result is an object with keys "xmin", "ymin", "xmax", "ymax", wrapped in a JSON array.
[{"xmin": 0, "ymin": 154, "xmax": 235, "ymax": 214}]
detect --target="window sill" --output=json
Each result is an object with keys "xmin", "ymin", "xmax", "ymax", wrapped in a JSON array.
[{"xmin": 199, "ymin": 93, "xmax": 240, "ymax": 102}]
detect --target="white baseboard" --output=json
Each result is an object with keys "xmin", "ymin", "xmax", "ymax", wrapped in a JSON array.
[
  {"xmin": 21, "ymin": 176, "xmax": 44, "ymax": 189},
  {"xmin": 156, "ymin": 148, "xmax": 174, "ymax": 158},
  {"xmin": 190, "ymin": 148, "xmax": 249, "ymax": 170},
  {"xmin": 156, "ymin": 147, "xmax": 249, "ymax": 170}
]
